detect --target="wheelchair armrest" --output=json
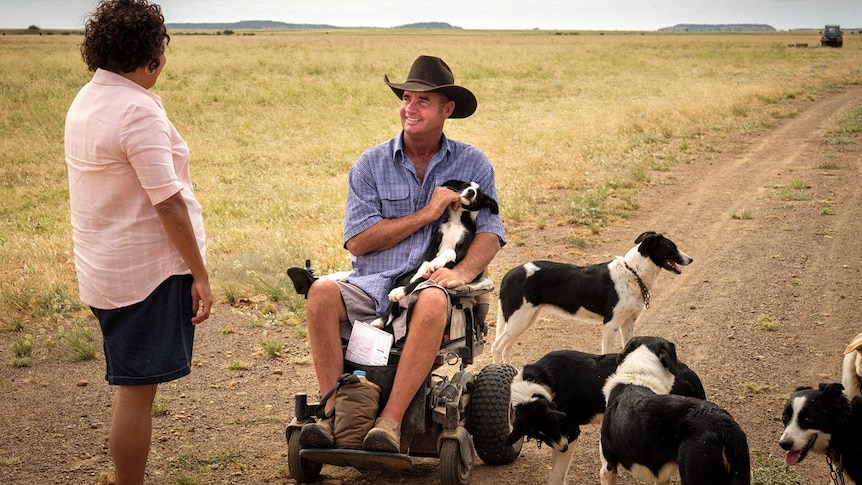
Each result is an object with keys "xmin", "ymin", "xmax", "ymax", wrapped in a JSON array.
[
  {"xmin": 319, "ymin": 271, "xmax": 351, "ymax": 282},
  {"xmin": 286, "ymin": 261, "xmax": 352, "ymax": 298}
]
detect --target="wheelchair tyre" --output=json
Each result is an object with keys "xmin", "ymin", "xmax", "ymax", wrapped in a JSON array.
[
  {"xmin": 286, "ymin": 427, "xmax": 322, "ymax": 483},
  {"xmin": 468, "ymin": 363, "xmax": 522, "ymax": 465},
  {"xmin": 440, "ymin": 439, "xmax": 472, "ymax": 485}
]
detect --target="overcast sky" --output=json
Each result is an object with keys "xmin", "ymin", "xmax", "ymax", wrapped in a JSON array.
[{"xmin": 2, "ymin": 0, "xmax": 858, "ymax": 31}]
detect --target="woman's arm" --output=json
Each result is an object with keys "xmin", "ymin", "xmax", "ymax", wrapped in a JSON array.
[{"xmin": 154, "ymin": 191, "xmax": 212, "ymax": 324}]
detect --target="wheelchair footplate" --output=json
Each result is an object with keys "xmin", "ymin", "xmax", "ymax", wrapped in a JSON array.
[{"xmin": 299, "ymin": 448, "xmax": 413, "ymax": 471}]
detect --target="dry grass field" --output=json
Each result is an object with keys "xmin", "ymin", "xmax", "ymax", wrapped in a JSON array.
[
  {"xmin": 2, "ymin": 30, "xmax": 859, "ymax": 314},
  {"xmin": 1, "ymin": 29, "xmax": 862, "ymax": 484}
]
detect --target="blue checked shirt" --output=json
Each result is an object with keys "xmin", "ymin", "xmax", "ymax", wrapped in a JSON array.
[{"xmin": 344, "ymin": 131, "xmax": 506, "ymax": 316}]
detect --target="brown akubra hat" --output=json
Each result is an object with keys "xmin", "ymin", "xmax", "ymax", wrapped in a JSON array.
[{"xmin": 384, "ymin": 55, "xmax": 477, "ymax": 119}]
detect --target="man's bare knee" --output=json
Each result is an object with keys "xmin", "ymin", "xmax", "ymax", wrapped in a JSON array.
[
  {"xmin": 410, "ymin": 288, "xmax": 449, "ymax": 329},
  {"xmin": 307, "ymin": 279, "xmax": 347, "ymax": 326}
]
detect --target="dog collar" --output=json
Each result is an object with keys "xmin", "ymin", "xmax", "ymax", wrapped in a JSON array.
[
  {"xmin": 624, "ymin": 263, "xmax": 650, "ymax": 309},
  {"xmin": 826, "ymin": 453, "xmax": 846, "ymax": 485}
]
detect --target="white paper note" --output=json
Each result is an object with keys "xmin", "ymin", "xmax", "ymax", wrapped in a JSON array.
[{"xmin": 345, "ymin": 320, "xmax": 393, "ymax": 366}]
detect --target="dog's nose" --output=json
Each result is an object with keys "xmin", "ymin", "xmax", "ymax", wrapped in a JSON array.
[{"xmin": 778, "ymin": 437, "xmax": 793, "ymax": 451}]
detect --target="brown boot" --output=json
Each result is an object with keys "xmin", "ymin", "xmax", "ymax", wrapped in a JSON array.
[
  {"xmin": 298, "ymin": 416, "xmax": 334, "ymax": 449},
  {"xmin": 362, "ymin": 417, "xmax": 401, "ymax": 453}
]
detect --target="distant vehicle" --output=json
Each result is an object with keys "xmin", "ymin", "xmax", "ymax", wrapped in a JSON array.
[{"xmin": 821, "ymin": 25, "xmax": 843, "ymax": 48}]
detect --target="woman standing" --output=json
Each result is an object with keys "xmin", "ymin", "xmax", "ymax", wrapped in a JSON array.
[{"xmin": 64, "ymin": 1, "xmax": 211, "ymax": 483}]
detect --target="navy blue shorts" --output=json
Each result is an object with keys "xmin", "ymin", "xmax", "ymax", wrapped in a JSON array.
[{"xmin": 91, "ymin": 274, "xmax": 196, "ymax": 386}]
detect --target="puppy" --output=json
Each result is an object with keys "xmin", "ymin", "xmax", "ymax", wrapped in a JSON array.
[
  {"xmin": 492, "ymin": 231, "xmax": 692, "ymax": 363},
  {"xmin": 843, "ymin": 331, "xmax": 862, "ymax": 399},
  {"xmin": 600, "ymin": 336, "xmax": 750, "ymax": 485},
  {"xmin": 505, "ymin": 341, "xmax": 706, "ymax": 485},
  {"xmin": 370, "ymin": 179, "xmax": 498, "ymax": 329},
  {"xmin": 779, "ymin": 383, "xmax": 862, "ymax": 484}
]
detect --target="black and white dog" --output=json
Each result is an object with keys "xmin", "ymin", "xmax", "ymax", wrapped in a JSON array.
[
  {"xmin": 491, "ymin": 232, "xmax": 693, "ymax": 363},
  {"xmin": 370, "ymin": 179, "xmax": 498, "ymax": 329},
  {"xmin": 600, "ymin": 336, "xmax": 750, "ymax": 485},
  {"xmin": 505, "ymin": 338, "xmax": 706, "ymax": 485},
  {"xmin": 779, "ymin": 383, "xmax": 862, "ymax": 484}
]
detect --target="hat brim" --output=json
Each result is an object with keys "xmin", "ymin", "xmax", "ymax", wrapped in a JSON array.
[{"xmin": 384, "ymin": 75, "xmax": 477, "ymax": 119}]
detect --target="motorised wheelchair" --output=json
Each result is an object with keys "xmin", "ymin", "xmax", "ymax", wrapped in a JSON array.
[{"xmin": 284, "ymin": 260, "xmax": 521, "ymax": 485}]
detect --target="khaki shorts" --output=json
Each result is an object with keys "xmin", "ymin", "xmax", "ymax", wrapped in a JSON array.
[{"xmin": 335, "ymin": 280, "xmax": 450, "ymax": 344}]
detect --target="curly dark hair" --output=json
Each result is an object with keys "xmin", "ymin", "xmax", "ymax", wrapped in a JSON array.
[{"xmin": 80, "ymin": 0, "xmax": 170, "ymax": 73}]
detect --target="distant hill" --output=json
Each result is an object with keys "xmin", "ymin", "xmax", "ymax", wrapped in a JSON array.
[
  {"xmin": 396, "ymin": 22, "xmax": 462, "ymax": 29},
  {"xmin": 165, "ymin": 20, "xmax": 461, "ymax": 30},
  {"xmin": 658, "ymin": 24, "xmax": 776, "ymax": 32},
  {"xmin": 166, "ymin": 20, "xmax": 337, "ymax": 30}
]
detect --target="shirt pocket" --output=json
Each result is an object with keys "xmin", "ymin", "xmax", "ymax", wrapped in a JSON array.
[{"xmin": 379, "ymin": 186, "xmax": 414, "ymax": 219}]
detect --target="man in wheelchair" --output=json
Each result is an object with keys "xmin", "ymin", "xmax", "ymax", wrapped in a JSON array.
[{"xmin": 298, "ymin": 55, "xmax": 506, "ymax": 454}]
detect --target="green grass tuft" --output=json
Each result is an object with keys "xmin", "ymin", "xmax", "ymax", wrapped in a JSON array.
[{"xmin": 58, "ymin": 324, "xmax": 98, "ymax": 361}]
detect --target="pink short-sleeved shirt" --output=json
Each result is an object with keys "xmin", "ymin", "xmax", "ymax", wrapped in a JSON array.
[{"xmin": 65, "ymin": 69, "xmax": 206, "ymax": 309}]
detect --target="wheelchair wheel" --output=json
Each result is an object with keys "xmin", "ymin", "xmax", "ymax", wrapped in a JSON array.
[
  {"xmin": 468, "ymin": 363, "xmax": 522, "ymax": 465},
  {"xmin": 440, "ymin": 438, "xmax": 473, "ymax": 485},
  {"xmin": 286, "ymin": 427, "xmax": 322, "ymax": 483}
]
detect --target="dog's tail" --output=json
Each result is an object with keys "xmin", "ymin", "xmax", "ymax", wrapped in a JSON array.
[
  {"xmin": 725, "ymin": 422, "xmax": 752, "ymax": 485},
  {"xmin": 678, "ymin": 410, "xmax": 751, "ymax": 485},
  {"xmin": 489, "ymin": 298, "xmax": 503, "ymax": 362}
]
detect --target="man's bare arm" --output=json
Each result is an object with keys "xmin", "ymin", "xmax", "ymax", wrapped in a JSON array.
[{"xmin": 346, "ymin": 186, "xmax": 459, "ymax": 256}]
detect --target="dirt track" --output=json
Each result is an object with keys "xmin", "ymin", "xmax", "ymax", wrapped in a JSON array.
[{"xmin": 1, "ymin": 86, "xmax": 861, "ymax": 485}]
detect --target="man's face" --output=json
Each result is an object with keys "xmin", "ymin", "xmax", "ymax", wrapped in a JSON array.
[{"xmin": 399, "ymin": 91, "xmax": 453, "ymax": 136}]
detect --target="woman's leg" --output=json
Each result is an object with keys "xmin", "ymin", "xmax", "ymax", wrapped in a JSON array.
[{"xmin": 110, "ymin": 384, "xmax": 158, "ymax": 485}]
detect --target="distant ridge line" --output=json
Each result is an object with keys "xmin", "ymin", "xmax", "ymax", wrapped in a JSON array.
[
  {"xmin": 165, "ymin": 20, "xmax": 461, "ymax": 30},
  {"xmin": 658, "ymin": 23, "xmax": 776, "ymax": 32}
]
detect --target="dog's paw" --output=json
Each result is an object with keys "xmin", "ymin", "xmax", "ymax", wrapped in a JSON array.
[
  {"xmin": 369, "ymin": 318, "xmax": 385, "ymax": 329},
  {"xmin": 388, "ymin": 287, "xmax": 407, "ymax": 301}
]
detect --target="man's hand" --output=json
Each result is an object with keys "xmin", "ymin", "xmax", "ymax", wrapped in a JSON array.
[
  {"xmin": 426, "ymin": 266, "xmax": 469, "ymax": 288},
  {"xmin": 426, "ymin": 185, "xmax": 461, "ymax": 219}
]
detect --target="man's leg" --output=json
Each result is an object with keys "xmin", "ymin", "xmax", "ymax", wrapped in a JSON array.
[
  {"xmin": 365, "ymin": 287, "xmax": 448, "ymax": 451},
  {"xmin": 110, "ymin": 384, "xmax": 158, "ymax": 485},
  {"xmin": 301, "ymin": 278, "xmax": 349, "ymax": 448},
  {"xmin": 306, "ymin": 278, "xmax": 349, "ymax": 412}
]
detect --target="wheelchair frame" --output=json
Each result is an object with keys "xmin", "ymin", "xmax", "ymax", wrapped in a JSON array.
[{"xmin": 284, "ymin": 261, "xmax": 520, "ymax": 485}]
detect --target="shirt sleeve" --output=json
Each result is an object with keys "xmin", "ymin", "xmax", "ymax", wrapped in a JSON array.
[
  {"xmin": 343, "ymin": 152, "xmax": 383, "ymax": 246},
  {"xmin": 120, "ymin": 103, "xmax": 184, "ymax": 205}
]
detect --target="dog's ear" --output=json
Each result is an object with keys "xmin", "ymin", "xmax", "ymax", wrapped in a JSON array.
[
  {"xmin": 549, "ymin": 408, "xmax": 567, "ymax": 422},
  {"xmin": 481, "ymin": 193, "xmax": 499, "ymax": 215},
  {"xmin": 504, "ymin": 416, "xmax": 525, "ymax": 445},
  {"xmin": 793, "ymin": 385, "xmax": 813, "ymax": 393},
  {"xmin": 819, "ymin": 382, "xmax": 845, "ymax": 397},
  {"xmin": 617, "ymin": 338, "xmax": 635, "ymax": 365},
  {"xmin": 618, "ymin": 335, "xmax": 642, "ymax": 364},
  {"xmin": 657, "ymin": 340, "xmax": 678, "ymax": 373},
  {"xmin": 441, "ymin": 179, "xmax": 467, "ymax": 191},
  {"xmin": 635, "ymin": 231, "xmax": 659, "ymax": 244}
]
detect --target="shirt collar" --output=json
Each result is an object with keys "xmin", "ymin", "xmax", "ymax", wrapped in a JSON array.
[
  {"xmin": 92, "ymin": 68, "xmax": 163, "ymax": 106},
  {"xmin": 392, "ymin": 130, "xmax": 452, "ymax": 161}
]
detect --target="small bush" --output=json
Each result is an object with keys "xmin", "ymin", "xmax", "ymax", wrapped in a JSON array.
[
  {"xmin": 751, "ymin": 450, "xmax": 802, "ymax": 484},
  {"xmin": 260, "ymin": 337, "xmax": 283, "ymax": 359},
  {"xmin": 731, "ymin": 209, "xmax": 753, "ymax": 220},
  {"xmin": 11, "ymin": 333, "xmax": 33, "ymax": 367},
  {"xmin": 58, "ymin": 324, "xmax": 98, "ymax": 361},
  {"xmin": 227, "ymin": 361, "xmax": 250, "ymax": 371},
  {"xmin": 0, "ymin": 456, "xmax": 21, "ymax": 466},
  {"xmin": 755, "ymin": 314, "xmax": 779, "ymax": 331},
  {"xmin": 152, "ymin": 397, "xmax": 169, "ymax": 417},
  {"xmin": 744, "ymin": 382, "xmax": 771, "ymax": 393}
]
